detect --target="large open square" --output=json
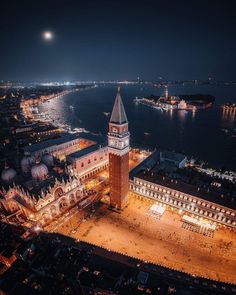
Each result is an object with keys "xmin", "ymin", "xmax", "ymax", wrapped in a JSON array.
[{"xmin": 48, "ymin": 194, "xmax": 236, "ymax": 284}]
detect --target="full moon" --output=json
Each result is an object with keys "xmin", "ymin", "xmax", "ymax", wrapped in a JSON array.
[{"xmin": 43, "ymin": 31, "xmax": 53, "ymax": 40}]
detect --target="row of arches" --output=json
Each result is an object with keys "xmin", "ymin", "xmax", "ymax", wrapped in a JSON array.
[
  {"xmin": 40, "ymin": 189, "xmax": 84, "ymax": 223},
  {"xmin": 80, "ymin": 155, "xmax": 107, "ymax": 168},
  {"xmin": 134, "ymin": 179, "xmax": 235, "ymax": 217},
  {"xmin": 79, "ymin": 163, "xmax": 108, "ymax": 181},
  {"xmin": 131, "ymin": 183, "xmax": 236, "ymax": 227}
]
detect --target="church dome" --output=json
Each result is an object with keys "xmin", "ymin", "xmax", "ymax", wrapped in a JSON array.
[
  {"xmin": 21, "ymin": 153, "xmax": 35, "ymax": 174},
  {"xmin": 31, "ymin": 162, "xmax": 48, "ymax": 181},
  {"xmin": 42, "ymin": 153, "xmax": 54, "ymax": 167},
  {"xmin": 178, "ymin": 99, "xmax": 187, "ymax": 109},
  {"xmin": 1, "ymin": 167, "xmax": 17, "ymax": 183}
]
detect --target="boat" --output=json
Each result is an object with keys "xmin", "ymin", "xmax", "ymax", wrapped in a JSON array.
[
  {"xmin": 103, "ymin": 112, "xmax": 110, "ymax": 116},
  {"xmin": 144, "ymin": 132, "xmax": 150, "ymax": 136},
  {"xmin": 162, "ymin": 105, "xmax": 170, "ymax": 111},
  {"xmin": 69, "ymin": 105, "xmax": 74, "ymax": 111},
  {"xmin": 153, "ymin": 105, "xmax": 161, "ymax": 110},
  {"xmin": 221, "ymin": 128, "xmax": 229, "ymax": 134}
]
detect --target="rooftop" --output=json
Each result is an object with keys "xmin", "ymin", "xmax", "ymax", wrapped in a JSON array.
[
  {"xmin": 160, "ymin": 150, "xmax": 186, "ymax": 163},
  {"xmin": 135, "ymin": 170, "xmax": 236, "ymax": 209},
  {"xmin": 24, "ymin": 133, "xmax": 80, "ymax": 153},
  {"xmin": 24, "ymin": 132, "xmax": 106, "ymax": 154},
  {"xmin": 130, "ymin": 150, "xmax": 160, "ymax": 178},
  {"xmin": 22, "ymin": 172, "xmax": 71, "ymax": 199},
  {"xmin": 130, "ymin": 150, "xmax": 236, "ymax": 210},
  {"xmin": 68, "ymin": 140, "xmax": 107, "ymax": 160},
  {"xmin": 110, "ymin": 88, "xmax": 128, "ymax": 124}
]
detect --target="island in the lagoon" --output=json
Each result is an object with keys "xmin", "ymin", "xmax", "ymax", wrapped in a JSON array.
[{"xmin": 134, "ymin": 89, "xmax": 215, "ymax": 111}]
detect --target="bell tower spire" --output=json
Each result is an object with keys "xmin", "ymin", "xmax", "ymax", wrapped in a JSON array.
[
  {"xmin": 110, "ymin": 86, "xmax": 128, "ymax": 125},
  {"xmin": 108, "ymin": 87, "xmax": 130, "ymax": 209}
]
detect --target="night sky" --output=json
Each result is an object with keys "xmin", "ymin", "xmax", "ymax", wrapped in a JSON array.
[{"xmin": 1, "ymin": 0, "xmax": 236, "ymax": 81}]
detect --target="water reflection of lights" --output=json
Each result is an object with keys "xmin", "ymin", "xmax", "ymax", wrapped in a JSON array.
[
  {"xmin": 222, "ymin": 108, "xmax": 235, "ymax": 119},
  {"xmin": 178, "ymin": 110, "xmax": 188, "ymax": 121},
  {"xmin": 191, "ymin": 108, "xmax": 196, "ymax": 119},
  {"xmin": 221, "ymin": 109, "xmax": 235, "ymax": 129}
]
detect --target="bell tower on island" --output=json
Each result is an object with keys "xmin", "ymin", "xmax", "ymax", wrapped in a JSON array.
[{"xmin": 108, "ymin": 87, "xmax": 130, "ymax": 210}]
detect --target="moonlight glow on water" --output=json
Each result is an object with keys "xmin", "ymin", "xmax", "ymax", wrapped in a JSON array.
[{"xmin": 40, "ymin": 85, "xmax": 236, "ymax": 170}]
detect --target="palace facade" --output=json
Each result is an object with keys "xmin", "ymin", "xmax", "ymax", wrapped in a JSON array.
[
  {"xmin": 0, "ymin": 133, "xmax": 109, "ymax": 226},
  {"xmin": 0, "ymin": 175, "xmax": 84, "ymax": 225}
]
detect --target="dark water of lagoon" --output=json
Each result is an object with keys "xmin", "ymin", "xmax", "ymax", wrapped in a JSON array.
[{"xmin": 40, "ymin": 84, "xmax": 236, "ymax": 170}]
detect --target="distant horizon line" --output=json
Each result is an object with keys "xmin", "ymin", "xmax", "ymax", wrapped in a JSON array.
[{"xmin": 0, "ymin": 78, "xmax": 236, "ymax": 84}]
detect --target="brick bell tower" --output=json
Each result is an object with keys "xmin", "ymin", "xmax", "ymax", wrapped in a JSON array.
[{"xmin": 108, "ymin": 87, "xmax": 130, "ymax": 210}]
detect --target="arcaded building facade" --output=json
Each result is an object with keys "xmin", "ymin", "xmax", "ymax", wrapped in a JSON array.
[{"xmin": 130, "ymin": 176, "xmax": 236, "ymax": 228}]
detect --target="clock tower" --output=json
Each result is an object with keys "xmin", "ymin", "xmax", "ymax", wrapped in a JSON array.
[{"xmin": 108, "ymin": 87, "xmax": 130, "ymax": 209}]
